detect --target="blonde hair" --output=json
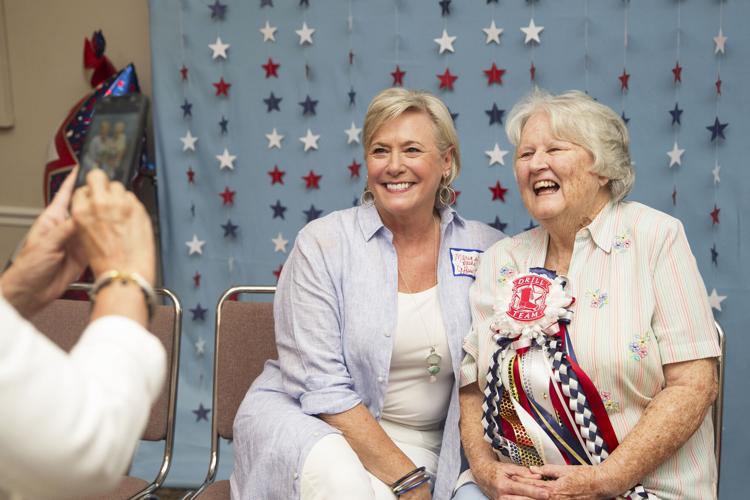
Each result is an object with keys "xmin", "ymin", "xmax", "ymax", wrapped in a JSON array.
[
  {"xmin": 362, "ymin": 87, "xmax": 460, "ymax": 207},
  {"xmin": 505, "ymin": 89, "xmax": 634, "ymax": 202}
]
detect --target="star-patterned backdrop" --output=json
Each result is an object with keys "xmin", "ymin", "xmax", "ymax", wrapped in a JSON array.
[{"xmin": 143, "ymin": 0, "xmax": 749, "ymax": 493}]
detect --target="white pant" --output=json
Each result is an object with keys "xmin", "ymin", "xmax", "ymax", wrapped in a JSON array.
[{"xmin": 300, "ymin": 420, "xmax": 441, "ymax": 500}]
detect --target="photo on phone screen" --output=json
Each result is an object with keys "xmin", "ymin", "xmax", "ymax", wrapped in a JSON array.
[{"xmin": 77, "ymin": 94, "xmax": 149, "ymax": 188}]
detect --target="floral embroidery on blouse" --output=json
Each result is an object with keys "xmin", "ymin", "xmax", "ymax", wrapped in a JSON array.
[
  {"xmin": 613, "ymin": 230, "xmax": 632, "ymax": 254},
  {"xmin": 628, "ymin": 330, "xmax": 652, "ymax": 361},
  {"xmin": 587, "ymin": 289, "xmax": 609, "ymax": 309},
  {"xmin": 497, "ymin": 264, "xmax": 517, "ymax": 285},
  {"xmin": 600, "ymin": 390, "xmax": 621, "ymax": 414}
]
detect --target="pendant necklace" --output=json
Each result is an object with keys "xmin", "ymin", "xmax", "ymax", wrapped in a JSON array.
[{"xmin": 397, "ymin": 216, "xmax": 442, "ymax": 383}]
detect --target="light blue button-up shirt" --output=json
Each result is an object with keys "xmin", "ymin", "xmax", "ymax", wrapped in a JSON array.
[{"xmin": 231, "ymin": 203, "xmax": 503, "ymax": 500}]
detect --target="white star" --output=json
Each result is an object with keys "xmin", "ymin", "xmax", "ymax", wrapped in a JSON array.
[
  {"xmin": 667, "ymin": 142, "xmax": 685, "ymax": 167},
  {"xmin": 347, "ymin": 15, "xmax": 353, "ymax": 33},
  {"xmin": 345, "ymin": 122, "xmax": 362, "ymax": 144},
  {"xmin": 216, "ymin": 148, "xmax": 237, "ymax": 170},
  {"xmin": 434, "ymin": 29, "xmax": 457, "ymax": 54},
  {"xmin": 296, "ymin": 22, "xmax": 315, "ymax": 45},
  {"xmin": 186, "ymin": 234, "xmax": 205, "ymax": 255},
  {"xmin": 521, "ymin": 18, "xmax": 544, "ymax": 44},
  {"xmin": 259, "ymin": 21, "xmax": 277, "ymax": 42},
  {"xmin": 272, "ymin": 232, "xmax": 289, "ymax": 253},
  {"xmin": 208, "ymin": 37, "xmax": 230, "ymax": 59},
  {"xmin": 180, "ymin": 130, "xmax": 198, "ymax": 151},
  {"xmin": 195, "ymin": 338, "xmax": 206, "ymax": 356},
  {"xmin": 713, "ymin": 28, "xmax": 727, "ymax": 54},
  {"xmin": 712, "ymin": 162, "xmax": 721, "ymax": 185},
  {"xmin": 483, "ymin": 20, "xmax": 503, "ymax": 45},
  {"xmin": 300, "ymin": 129, "xmax": 320, "ymax": 151},
  {"xmin": 485, "ymin": 143, "xmax": 509, "ymax": 166},
  {"xmin": 707, "ymin": 288, "xmax": 727, "ymax": 312},
  {"xmin": 265, "ymin": 128, "xmax": 284, "ymax": 149}
]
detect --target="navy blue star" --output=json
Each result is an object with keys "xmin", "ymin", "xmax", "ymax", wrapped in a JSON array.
[
  {"xmin": 219, "ymin": 116, "xmax": 229, "ymax": 134},
  {"xmin": 440, "ymin": 0, "xmax": 451, "ymax": 16},
  {"xmin": 525, "ymin": 220, "xmax": 538, "ymax": 231},
  {"xmin": 448, "ymin": 107, "xmax": 459, "ymax": 123},
  {"xmin": 485, "ymin": 104, "xmax": 504, "ymax": 125},
  {"xmin": 487, "ymin": 0, "xmax": 498, "ymax": 3},
  {"xmin": 190, "ymin": 204, "xmax": 195, "ymax": 217},
  {"xmin": 299, "ymin": 0, "xmax": 310, "ymax": 6},
  {"xmin": 304, "ymin": 204, "xmax": 322, "ymax": 222},
  {"xmin": 670, "ymin": 103, "xmax": 683, "ymax": 125},
  {"xmin": 711, "ymin": 244, "xmax": 718, "ymax": 265},
  {"xmin": 222, "ymin": 219, "xmax": 239, "ymax": 238},
  {"xmin": 193, "ymin": 403, "xmax": 211, "ymax": 422},
  {"xmin": 190, "ymin": 303, "xmax": 207, "ymax": 321},
  {"xmin": 209, "ymin": 0, "xmax": 227, "ymax": 20},
  {"xmin": 352, "ymin": 197, "xmax": 359, "ymax": 207},
  {"xmin": 264, "ymin": 92, "xmax": 282, "ymax": 112},
  {"xmin": 299, "ymin": 95, "xmax": 318, "ymax": 115},
  {"xmin": 181, "ymin": 99, "xmax": 192, "ymax": 118},
  {"xmin": 706, "ymin": 117, "xmax": 728, "ymax": 141},
  {"xmin": 620, "ymin": 111, "xmax": 630, "ymax": 125},
  {"xmin": 271, "ymin": 200, "xmax": 287, "ymax": 219},
  {"xmin": 489, "ymin": 216, "xmax": 507, "ymax": 232},
  {"xmin": 260, "ymin": 0, "xmax": 273, "ymax": 6},
  {"xmin": 348, "ymin": 87, "xmax": 356, "ymax": 106}
]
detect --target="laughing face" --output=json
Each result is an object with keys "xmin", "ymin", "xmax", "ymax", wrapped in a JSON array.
[
  {"xmin": 366, "ymin": 110, "xmax": 452, "ymax": 227},
  {"xmin": 514, "ymin": 111, "xmax": 610, "ymax": 229}
]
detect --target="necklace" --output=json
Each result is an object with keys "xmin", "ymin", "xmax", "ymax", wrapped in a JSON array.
[{"xmin": 397, "ymin": 216, "xmax": 442, "ymax": 383}]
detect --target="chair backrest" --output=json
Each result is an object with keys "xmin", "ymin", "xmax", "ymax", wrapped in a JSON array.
[
  {"xmin": 713, "ymin": 320, "xmax": 726, "ymax": 494},
  {"xmin": 29, "ymin": 285, "xmax": 182, "ymax": 495},
  {"xmin": 205, "ymin": 286, "xmax": 277, "ymax": 485}
]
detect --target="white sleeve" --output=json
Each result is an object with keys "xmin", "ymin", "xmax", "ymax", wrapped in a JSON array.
[{"xmin": 0, "ymin": 295, "xmax": 166, "ymax": 500}]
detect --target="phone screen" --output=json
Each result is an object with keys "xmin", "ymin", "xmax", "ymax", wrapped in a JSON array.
[{"xmin": 77, "ymin": 94, "xmax": 148, "ymax": 188}]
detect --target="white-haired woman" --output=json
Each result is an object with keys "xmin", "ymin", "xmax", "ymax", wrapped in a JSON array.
[
  {"xmin": 231, "ymin": 87, "xmax": 503, "ymax": 500},
  {"xmin": 455, "ymin": 90, "xmax": 719, "ymax": 500}
]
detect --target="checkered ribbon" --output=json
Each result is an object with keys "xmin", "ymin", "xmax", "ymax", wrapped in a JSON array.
[{"xmin": 482, "ymin": 329, "xmax": 657, "ymax": 499}]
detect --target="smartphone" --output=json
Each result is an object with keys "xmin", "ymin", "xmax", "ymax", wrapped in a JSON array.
[{"xmin": 75, "ymin": 94, "xmax": 149, "ymax": 188}]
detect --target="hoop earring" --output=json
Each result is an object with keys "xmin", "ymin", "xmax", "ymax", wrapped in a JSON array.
[
  {"xmin": 361, "ymin": 184, "xmax": 375, "ymax": 205},
  {"xmin": 437, "ymin": 183, "xmax": 455, "ymax": 207}
]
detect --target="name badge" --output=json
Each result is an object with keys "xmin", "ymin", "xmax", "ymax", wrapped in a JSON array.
[{"xmin": 449, "ymin": 248, "xmax": 483, "ymax": 278}]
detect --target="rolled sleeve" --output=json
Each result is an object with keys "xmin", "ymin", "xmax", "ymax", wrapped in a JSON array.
[
  {"xmin": 650, "ymin": 219, "xmax": 721, "ymax": 365},
  {"xmin": 275, "ymin": 227, "xmax": 362, "ymax": 416}
]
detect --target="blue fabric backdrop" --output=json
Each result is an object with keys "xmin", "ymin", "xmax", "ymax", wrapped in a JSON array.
[{"xmin": 143, "ymin": 0, "xmax": 748, "ymax": 496}]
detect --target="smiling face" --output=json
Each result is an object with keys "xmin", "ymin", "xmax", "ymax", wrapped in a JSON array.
[
  {"xmin": 366, "ymin": 110, "xmax": 452, "ymax": 227},
  {"xmin": 514, "ymin": 111, "xmax": 610, "ymax": 229}
]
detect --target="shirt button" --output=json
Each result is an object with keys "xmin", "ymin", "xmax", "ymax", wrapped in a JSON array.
[
  {"xmin": 375, "ymin": 411, "xmax": 381, "ymax": 419},
  {"xmin": 377, "ymin": 376, "xmax": 384, "ymax": 383},
  {"xmin": 384, "ymin": 332, "xmax": 391, "ymax": 337},
  {"xmin": 294, "ymin": 472, "xmax": 299, "ymax": 480}
]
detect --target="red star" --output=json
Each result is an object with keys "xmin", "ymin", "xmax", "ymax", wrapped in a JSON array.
[
  {"xmin": 213, "ymin": 77, "xmax": 231, "ymax": 96},
  {"xmin": 193, "ymin": 271, "xmax": 201, "ymax": 287},
  {"xmin": 187, "ymin": 167, "xmax": 195, "ymax": 183},
  {"xmin": 268, "ymin": 165, "xmax": 285, "ymax": 185},
  {"xmin": 180, "ymin": 65, "xmax": 188, "ymax": 81},
  {"xmin": 530, "ymin": 62, "xmax": 536, "ymax": 82},
  {"xmin": 715, "ymin": 75, "xmax": 722, "ymax": 95},
  {"xmin": 220, "ymin": 187, "xmax": 236, "ymax": 205},
  {"xmin": 302, "ymin": 170, "xmax": 322, "ymax": 189},
  {"xmin": 273, "ymin": 264, "xmax": 284, "ymax": 281},
  {"xmin": 710, "ymin": 205, "xmax": 720, "ymax": 225},
  {"xmin": 619, "ymin": 69, "xmax": 630, "ymax": 91},
  {"xmin": 450, "ymin": 190, "xmax": 461, "ymax": 205},
  {"xmin": 262, "ymin": 57, "xmax": 280, "ymax": 78},
  {"xmin": 437, "ymin": 68, "xmax": 458, "ymax": 91},
  {"xmin": 489, "ymin": 181, "xmax": 508, "ymax": 202},
  {"xmin": 348, "ymin": 159, "xmax": 361, "ymax": 178},
  {"xmin": 672, "ymin": 187, "xmax": 677, "ymax": 206},
  {"xmin": 484, "ymin": 63, "xmax": 505, "ymax": 85},
  {"xmin": 391, "ymin": 65, "xmax": 405, "ymax": 86},
  {"xmin": 348, "ymin": 50, "xmax": 354, "ymax": 65},
  {"xmin": 672, "ymin": 61, "xmax": 682, "ymax": 84}
]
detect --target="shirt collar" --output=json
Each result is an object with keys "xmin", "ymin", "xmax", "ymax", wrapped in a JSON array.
[
  {"xmin": 356, "ymin": 203, "xmax": 464, "ymax": 242},
  {"xmin": 579, "ymin": 200, "xmax": 617, "ymax": 253}
]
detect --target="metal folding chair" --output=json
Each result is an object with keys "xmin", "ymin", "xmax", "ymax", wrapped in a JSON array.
[
  {"xmin": 186, "ymin": 286, "xmax": 277, "ymax": 500},
  {"xmin": 713, "ymin": 320, "xmax": 726, "ymax": 496},
  {"xmin": 30, "ymin": 284, "xmax": 182, "ymax": 500}
]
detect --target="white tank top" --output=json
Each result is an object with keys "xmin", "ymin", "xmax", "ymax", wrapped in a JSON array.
[{"xmin": 381, "ymin": 286, "xmax": 453, "ymax": 431}]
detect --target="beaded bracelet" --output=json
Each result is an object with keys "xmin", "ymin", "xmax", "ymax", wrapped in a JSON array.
[{"xmin": 89, "ymin": 270, "xmax": 157, "ymax": 320}]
